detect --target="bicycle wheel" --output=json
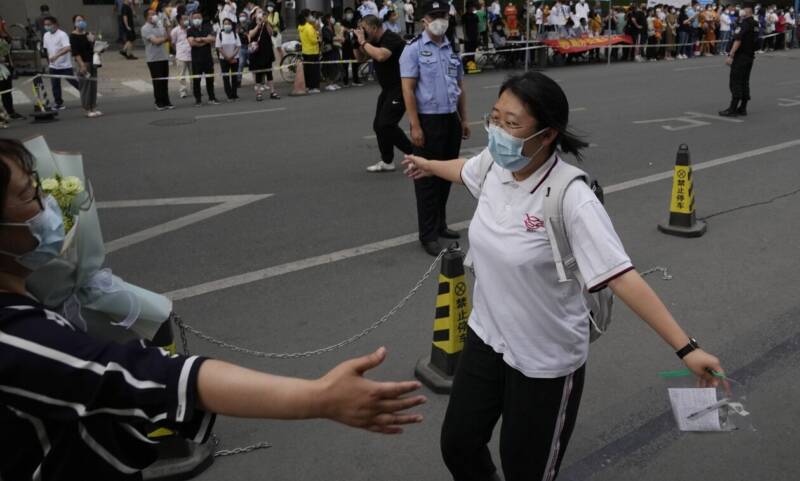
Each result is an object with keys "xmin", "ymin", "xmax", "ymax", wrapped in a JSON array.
[
  {"xmin": 358, "ymin": 61, "xmax": 372, "ymax": 82},
  {"xmin": 280, "ymin": 54, "xmax": 300, "ymax": 83}
]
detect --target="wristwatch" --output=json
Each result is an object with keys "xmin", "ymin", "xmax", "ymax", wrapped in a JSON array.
[{"xmin": 676, "ymin": 338, "xmax": 699, "ymax": 359}]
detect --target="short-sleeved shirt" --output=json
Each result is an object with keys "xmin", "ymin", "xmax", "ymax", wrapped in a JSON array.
[
  {"xmin": 43, "ymin": 29, "xmax": 72, "ymax": 69},
  {"xmin": 187, "ymin": 24, "xmax": 215, "ymax": 64},
  {"xmin": 399, "ymin": 31, "xmax": 462, "ymax": 115},
  {"xmin": 0, "ymin": 293, "xmax": 215, "ymax": 481},
  {"xmin": 733, "ymin": 16, "xmax": 757, "ymax": 59},
  {"xmin": 69, "ymin": 32, "xmax": 94, "ymax": 64},
  {"xmin": 215, "ymin": 30, "xmax": 241, "ymax": 60},
  {"xmin": 170, "ymin": 26, "xmax": 192, "ymax": 62},
  {"xmin": 372, "ymin": 30, "xmax": 405, "ymax": 90},
  {"xmin": 141, "ymin": 23, "xmax": 169, "ymax": 62},
  {"xmin": 120, "ymin": 4, "xmax": 135, "ymax": 29},
  {"xmin": 460, "ymin": 150, "xmax": 633, "ymax": 378}
]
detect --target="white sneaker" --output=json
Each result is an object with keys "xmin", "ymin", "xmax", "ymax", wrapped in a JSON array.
[
  {"xmin": 366, "ymin": 161, "xmax": 396, "ymax": 172},
  {"xmin": 325, "ymin": 84, "xmax": 338, "ymax": 91},
  {"xmin": 308, "ymin": 88, "xmax": 321, "ymax": 93}
]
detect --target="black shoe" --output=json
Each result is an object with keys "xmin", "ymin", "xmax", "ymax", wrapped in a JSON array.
[
  {"xmin": 718, "ymin": 108, "xmax": 738, "ymax": 117},
  {"xmin": 421, "ymin": 240, "xmax": 442, "ymax": 257},
  {"xmin": 9, "ymin": 112, "xmax": 24, "ymax": 120},
  {"xmin": 736, "ymin": 108, "xmax": 747, "ymax": 116},
  {"xmin": 439, "ymin": 228, "xmax": 461, "ymax": 239}
]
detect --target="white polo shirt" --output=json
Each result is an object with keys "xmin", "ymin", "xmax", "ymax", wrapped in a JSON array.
[{"xmin": 461, "ymin": 149, "xmax": 633, "ymax": 378}]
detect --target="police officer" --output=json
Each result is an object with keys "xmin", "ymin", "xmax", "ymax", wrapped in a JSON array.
[
  {"xmin": 400, "ymin": 0, "xmax": 470, "ymax": 257},
  {"xmin": 720, "ymin": 2, "xmax": 757, "ymax": 117},
  {"xmin": 354, "ymin": 14, "xmax": 414, "ymax": 173}
]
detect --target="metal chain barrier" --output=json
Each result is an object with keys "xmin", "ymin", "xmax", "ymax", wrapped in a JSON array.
[{"xmin": 173, "ymin": 249, "xmax": 446, "ymax": 360}]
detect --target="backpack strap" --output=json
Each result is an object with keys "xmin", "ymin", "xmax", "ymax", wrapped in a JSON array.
[{"xmin": 542, "ymin": 161, "xmax": 589, "ymax": 283}]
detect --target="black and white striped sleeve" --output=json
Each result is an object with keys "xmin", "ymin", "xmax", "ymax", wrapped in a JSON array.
[{"xmin": 0, "ymin": 303, "xmax": 215, "ymax": 443}]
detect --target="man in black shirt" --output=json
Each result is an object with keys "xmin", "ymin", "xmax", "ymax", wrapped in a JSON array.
[
  {"xmin": 120, "ymin": 0, "xmax": 137, "ymax": 59},
  {"xmin": 355, "ymin": 15, "xmax": 414, "ymax": 173},
  {"xmin": 720, "ymin": 2, "xmax": 757, "ymax": 117},
  {"xmin": 186, "ymin": 12, "xmax": 219, "ymax": 105},
  {"xmin": 461, "ymin": 2, "xmax": 480, "ymax": 73}
]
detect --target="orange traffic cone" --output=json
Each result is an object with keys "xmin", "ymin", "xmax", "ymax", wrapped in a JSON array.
[{"xmin": 289, "ymin": 59, "xmax": 308, "ymax": 97}]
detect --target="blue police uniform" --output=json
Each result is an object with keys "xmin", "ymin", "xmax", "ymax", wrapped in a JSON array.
[{"xmin": 400, "ymin": 28, "xmax": 465, "ymax": 252}]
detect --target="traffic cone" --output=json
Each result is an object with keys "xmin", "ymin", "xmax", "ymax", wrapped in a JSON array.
[
  {"xmin": 141, "ymin": 320, "xmax": 215, "ymax": 481},
  {"xmin": 289, "ymin": 59, "xmax": 308, "ymax": 97},
  {"xmin": 31, "ymin": 76, "xmax": 58, "ymax": 123},
  {"xmin": 415, "ymin": 244, "xmax": 471, "ymax": 394},
  {"xmin": 466, "ymin": 59, "xmax": 481, "ymax": 74},
  {"xmin": 658, "ymin": 144, "xmax": 707, "ymax": 238}
]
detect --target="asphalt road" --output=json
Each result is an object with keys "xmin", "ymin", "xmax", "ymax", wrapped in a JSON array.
[{"xmin": 6, "ymin": 49, "xmax": 800, "ymax": 481}]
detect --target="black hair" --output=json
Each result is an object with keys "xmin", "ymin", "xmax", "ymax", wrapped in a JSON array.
[
  {"xmin": 0, "ymin": 139, "xmax": 36, "ymax": 223},
  {"xmin": 344, "ymin": 7, "xmax": 354, "ymax": 12},
  {"xmin": 42, "ymin": 15, "xmax": 57, "ymax": 25},
  {"xmin": 72, "ymin": 14, "xmax": 85, "ymax": 24},
  {"xmin": 40, "ymin": 4, "xmax": 49, "ymax": 13},
  {"xmin": 499, "ymin": 72, "xmax": 589, "ymax": 161},
  {"xmin": 298, "ymin": 8, "xmax": 310, "ymax": 25},
  {"xmin": 360, "ymin": 14, "xmax": 382, "ymax": 29}
]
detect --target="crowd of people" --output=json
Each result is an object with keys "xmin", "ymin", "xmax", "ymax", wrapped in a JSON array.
[{"xmin": 0, "ymin": 0, "xmax": 796, "ymax": 120}]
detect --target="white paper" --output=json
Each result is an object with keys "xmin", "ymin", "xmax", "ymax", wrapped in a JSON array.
[{"xmin": 668, "ymin": 388, "xmax": 722, "ymax": 432}]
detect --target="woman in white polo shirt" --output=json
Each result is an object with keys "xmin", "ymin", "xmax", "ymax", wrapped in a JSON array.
[{"xmin": 402, "ymin": 71, "xmax": 725, "ymax": 481}]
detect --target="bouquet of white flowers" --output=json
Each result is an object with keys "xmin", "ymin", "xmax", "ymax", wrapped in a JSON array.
[{"xmin": 24, "ymin": 135, "xmax": 172, "ymax": 342}]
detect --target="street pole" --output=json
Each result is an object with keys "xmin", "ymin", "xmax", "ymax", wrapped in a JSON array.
[
  {"xmin": 607, "ymin": 0, "xmax": 613, "ymax": 66},
  {"xmin": 525, "ymin": 1, "xmax": 532, "ymax": 70}
]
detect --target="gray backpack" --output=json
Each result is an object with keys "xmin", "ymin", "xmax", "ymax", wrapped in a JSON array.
[{"xmin": 464, "ymin": 153, "xmax": 614, "ymax": 343}]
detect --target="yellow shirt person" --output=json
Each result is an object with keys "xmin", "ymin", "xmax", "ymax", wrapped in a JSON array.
[{"xmin": 298, "ymin": 21, "xmax": 320, "ymax": 55}]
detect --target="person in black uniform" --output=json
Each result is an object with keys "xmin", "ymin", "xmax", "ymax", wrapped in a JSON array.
[
  {"xmin": 720, "ymin": 2, "xmax": 757, "ymax": 117},
  {"xmin": 355, "ymin": 15, "xmax": 414, "ymax": 173}
]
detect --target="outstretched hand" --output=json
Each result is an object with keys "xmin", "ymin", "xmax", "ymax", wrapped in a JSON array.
[
  {"xmin": 317, "ymin": 347, "xmax": 426, "ymax": 434},
  {"xmin": 402, "ymin": 155, "xmax": 434, "ymax": 180}
]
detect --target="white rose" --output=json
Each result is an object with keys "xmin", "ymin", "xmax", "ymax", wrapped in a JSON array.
[
  {"xmin": 40, "ymin": 177, "xmax": 59, "ymax": 192},
  {"xmin": 60, "ymin": 176, "xmax": 84, "ymax": 195}
]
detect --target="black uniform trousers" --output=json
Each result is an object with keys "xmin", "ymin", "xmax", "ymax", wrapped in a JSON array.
[
  {"xmin": 374, "ymin": 86, "xmax": 413, "ymax": 163},
  {"xmin": 413, "ymin": 112, "xmax": 462, "ymax": 243},
  {"xmin": 441, "ymin": 329, "xmax": 586, "ymax": 481},
  {"xmin": 147, "ymin": 60, "xmax": 171, "ymax": 107},
  {"xmin": 729, "ymin": 55, "xmax": 754, "ymax": 102}
]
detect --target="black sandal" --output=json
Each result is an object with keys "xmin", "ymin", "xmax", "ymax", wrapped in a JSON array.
[{"xmin": 270, "ymin": 92, "xmax": 280, "ymax": 100}]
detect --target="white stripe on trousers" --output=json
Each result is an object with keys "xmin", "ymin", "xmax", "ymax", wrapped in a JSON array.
[{"xmin": 542, "ymin": 371, "xmax": 574, "ymax": 481}]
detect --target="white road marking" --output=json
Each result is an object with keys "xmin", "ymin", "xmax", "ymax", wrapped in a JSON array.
[
  {"xmin": 121, "ymin": 80, "xmax": 153, "ymax": 93},
  {"xmin": 776, "ymin": 79, "xmax": 800, "ymax": 86},
  {"xmin": 777, "ymin": 96, "xmax": 800, "ymax": 107},
  {"xmin": 362, "ymin": 111, "xmax": 586, "ymax": 140},
  {"xmin": 481, "ymin": 84, "xmax": 501, "ymax": 89},
  {"xmin": 674, "ymin": 64, "xmax": 723, "ymax": 72},
  {"xmin": 63, "ymin": 85, "xmax": 81, "ymax": 99},
  {"xmin": 194, "ymin": 107, "xmax": 286, "ymax": 120},
  {"xmin": 11, "ymin": 90, "xmax": 31, "ymax": 105},
  {"xmin": 101, "ymin": 194, "xmax": 273, "ymax": 254},
  {"xmin": 164, "ymin": 139, "xmax": 800, "ymax": 301}
]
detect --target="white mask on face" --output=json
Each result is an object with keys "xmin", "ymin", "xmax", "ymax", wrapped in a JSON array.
[{"xmin": 427, "ymin": 18, "xmax": 449, "ymax": 36}]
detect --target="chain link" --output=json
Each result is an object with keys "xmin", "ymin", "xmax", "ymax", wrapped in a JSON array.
[
  {"xmin": 212, "ymin": 434, "xmax": 272, "ymax": 457},
  {"xmin": 639, "ymin": 266, "xmax": 673, "ymax": 280},
  {"xmin": 173, "ymin": 249, "xmax": 446, "ymax": 360}
]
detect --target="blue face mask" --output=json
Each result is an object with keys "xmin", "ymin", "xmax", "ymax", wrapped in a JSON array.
[
  {"xmin": 76, "ymin": 20, "xmax": 87, "ymax": 30},
  {"xmin": 0, "ymin": 195, "xmax": 66, "ymax": 271},
  {"xmin": 487, "ymin": 124, "xmax": 549, "ymax": 172}
]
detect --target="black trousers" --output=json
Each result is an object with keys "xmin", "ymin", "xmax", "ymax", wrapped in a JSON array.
[
  {"xmin": 302, "ymin": 54, "xmax": 321, "ymax": 89},
  {"xmin": 729, "ymin": 56, "xmax": 754, "ymax": 102},
  {"xmin": 219, "ymin": 59, "xmax": 239, "ymax": 99},
  {"xmin": 441, "ymin": 329, "xmax": 585, "ymax": 481},
  {"xmin": 147, "ymin": 60, "xmax": 171, "ymax": 107},
  {"xmin": 341, "ymin": 44, "xmax": 360, "ymax": 85},
  {"xmin": 191, "ymin": 60, "xmax": 217, "ymax": 102},
  {"xmin": 374, "ymin": 87, "xmax": 413, "ymax": 163},
  {"xmin": 0, "ymin": 75, "xmax": 17, "ymax": 115},
  {"xmin": 413, "ymin": 112, "xmax": 461, "ymax": 242}
]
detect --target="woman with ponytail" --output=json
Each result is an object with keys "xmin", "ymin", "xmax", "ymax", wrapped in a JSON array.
[{"xmin": 402, "ymin": 71, "xmax": 725, "ymax": 481}]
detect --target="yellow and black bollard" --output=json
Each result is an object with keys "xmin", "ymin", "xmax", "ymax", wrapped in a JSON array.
[
  {"xmin": 31, "ymin": 77, "xmax": 58, "ymax": 123},
  {"xmin": 658, "ymin": 144, "xmax": 707, "ymax": 238},
  {"xmin": 415, "ymin": 244, "xmax": 471, "ymax": 394}
]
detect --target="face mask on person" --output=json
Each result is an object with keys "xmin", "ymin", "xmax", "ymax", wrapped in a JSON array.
[
  {"xmin": 44, "ymin": 25, "xmax": 54, "ymax": 33},
  {"xmin": 149, "ymin": 15, "xmax": 159, "ymax": 25},
  {"xmin": 184, "ymin": 19, "xmax": 191, "ymax": 27},
  {"xmin": 256, "ymin": 12, "xmax": 264, "ymax": 20},
  {"xmin": 75, "ymin": 20, "xmax": 87, "ymax": 30},
  {"xmin": 192, "ymin": 18, "xmax": 203, "ymax": 27},
  {"xmin": 487, "ymin": 124, "xmax": 549, "ymax": 172},
  {"xmin": 345, "ymin": 13, "xmax": 354, "ymax": 20},
  {"xmin": 0, "ymin": 195, "xmax": 65, "ymax": 271},
  {"xmin": 239, "ymin": 16, "xmax": 248, "ymax": 23},
  {"xmin": 427, "ymin": 18, "xmax": 449, "ymax": 36},
  {"xmin": 223, "ymin": 24, "xmax": 233, "ymax": 32},
  {"xmin": 267, "ymin": 6, "xmax": 274, "ymax": 12}
]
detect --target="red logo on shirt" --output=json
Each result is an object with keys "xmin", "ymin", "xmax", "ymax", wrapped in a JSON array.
[{"xmin": 523, "ymin": 213, "xmax": 544, "ymax": 232}]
